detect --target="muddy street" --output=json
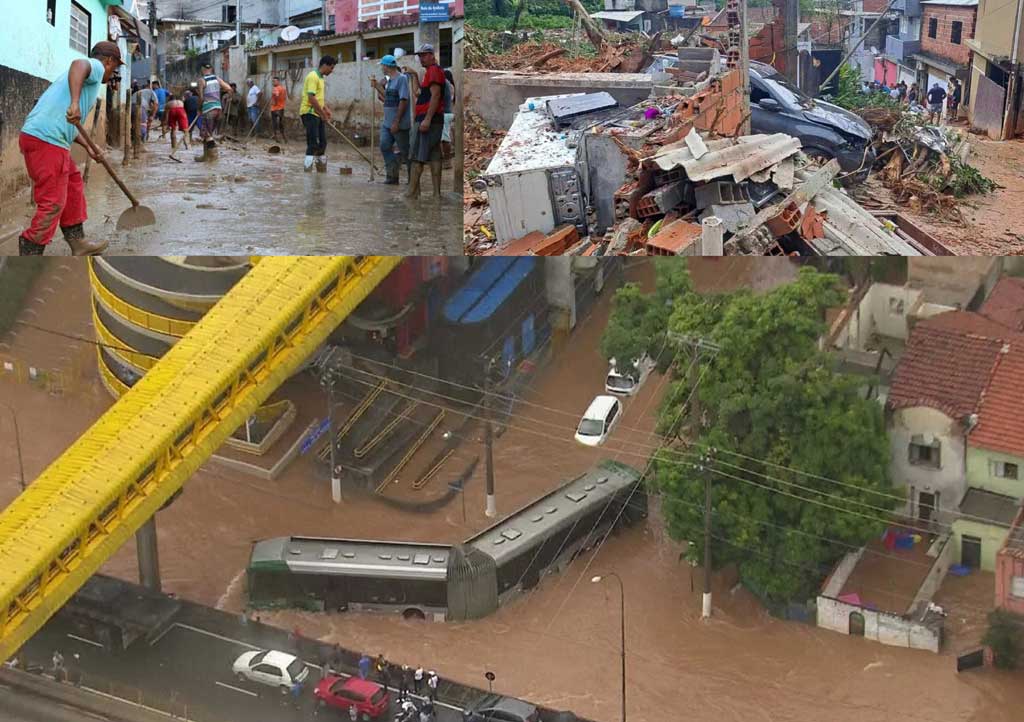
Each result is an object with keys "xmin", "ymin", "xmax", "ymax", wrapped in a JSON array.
[{"xmin": 0, "ymin": 133, "xmax": 462, "ymax": 256}]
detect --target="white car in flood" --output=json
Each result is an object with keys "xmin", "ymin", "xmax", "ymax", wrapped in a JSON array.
[
  {"xmin": 232, "ymin": 649, "xmax": 309, "ymax": 694},
  {"xmin": 604, "ymin": 355, "xmax": 655, "ymax": 396},
  {"xmin": 575, "ymin": 395, "xmax": 622, "ymax": 447}
]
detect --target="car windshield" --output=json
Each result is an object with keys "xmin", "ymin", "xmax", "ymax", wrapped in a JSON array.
[
  {"xmin": 763, "ymin": 72, "xmax": 813, "ymax": 109},
  {"xmin": 286, "ymin": 659, "xmax": 305, "ymax": 679},
  {"xmin": 606, "ymin": 374, "xmax": 636, "ymax": 391},
  {"xmin": 577, "ymin": 419, "xmax": 604, "ymax": 436},
  {"xmin": 371, "ymin": 689, "xmax": 386, "ymax": 704},
  {"xmin": 250, "ymin": 651, "xmax": 267, "ymax": 666}
]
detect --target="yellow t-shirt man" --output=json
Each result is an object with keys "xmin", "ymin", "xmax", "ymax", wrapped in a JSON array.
[{"xmin": 300, "ymin": 69, "xmax": 326, "ymax": 117}]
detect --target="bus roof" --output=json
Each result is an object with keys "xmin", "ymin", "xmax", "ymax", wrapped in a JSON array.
[
  {"xmin": 250, "ymin": 536, "xmax": 452, "ymax": 581},
  {"xmin": 465, "ymin": 460, "xmax": 641, "ymax": 566}
]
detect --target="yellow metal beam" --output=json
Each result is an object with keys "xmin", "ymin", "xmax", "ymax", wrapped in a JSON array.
[
  {"xmin": 0, "ymin": 256, "xmax": 399, "ymax": 661},
  {"xmin": 88, "ymin": 260, "xmax": 196, "ymax": 338}
]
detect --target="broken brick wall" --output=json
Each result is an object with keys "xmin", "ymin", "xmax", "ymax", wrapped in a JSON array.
[{"xmin": 687, "ymin": 68, "xmax": 746, "ymax": 136}]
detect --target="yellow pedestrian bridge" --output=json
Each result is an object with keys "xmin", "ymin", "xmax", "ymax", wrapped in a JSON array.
[{"xmin": 0, "ymin": 256, "xmax": 399, "ymax": 661}]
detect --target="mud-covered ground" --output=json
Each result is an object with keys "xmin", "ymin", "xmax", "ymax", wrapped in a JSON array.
[
  {"xmin": 0, "ymin": 132, "xmax": 462, "ymax": 256},
  {"xmin": 4, "ymin": 258, "xmax": 1022, "ymax": 722}
]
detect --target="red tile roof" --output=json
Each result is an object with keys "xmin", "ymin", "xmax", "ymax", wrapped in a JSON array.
[
  {"xmin": 971, "ymin": 343, "xmax": 1024, "ymax": 457},
  {"xmin": 887, "ymin": 312, "xmax": 1007, "ymax": 420},
  {"xmin": 980, "ymin": 277, "xmax": 1024, "ymax": 333}
]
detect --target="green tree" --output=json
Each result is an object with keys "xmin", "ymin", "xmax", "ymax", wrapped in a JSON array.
[
  {"xmin": 604, "ymin": 265, "xmax": 896, "ymax": 605},
  {"xmin": 983, "ymin": 609, "xmax": 1022, "ymax": 669}
]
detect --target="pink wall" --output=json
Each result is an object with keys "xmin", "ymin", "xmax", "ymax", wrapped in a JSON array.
[
  {"xmin": 874, "ymin": 58, "xmax": 898, "ymax": 86},
  {"xmin": 333, "ymin": 0, "xmax": 464, "ymax": 35},
  {"xmin": 996, "ymin": 510, "xmax": 1024, "ymax": 615}
]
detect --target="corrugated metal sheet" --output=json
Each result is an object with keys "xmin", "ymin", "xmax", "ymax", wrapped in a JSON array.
[{"xmin": 647, "ymin": 133, "xmax": 803, "ymax": 183}]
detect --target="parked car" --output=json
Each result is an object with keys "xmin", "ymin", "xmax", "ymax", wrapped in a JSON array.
[
  {"xmin": 314, "ymin": 676, "xmax": 390, "ymax": 719},
  {"xmin": 748, "ymin": 61, "xmax": 876, "ymax": 181},
  {"xmin": 605, "ymin": 355, "xmax": 655, "ymax": 396},
  {"xmin": 463, "ymin": 695, "xmax": 540, "ymax": 722},
  {"xmin": 575, "ymin": 394, "xmax": 622, "ymax": 447},
  {"xmin": 231, "ymin": 649, "xmax": 309, "ymax": 694}
]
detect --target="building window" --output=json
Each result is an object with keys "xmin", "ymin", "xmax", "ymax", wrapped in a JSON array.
[
  {"xmin": 1012, "ymin": 576, "xmax": 1024, "ymax": 598},
  {"xmin": 909, "ymin": 436, "xmax": 941, "ymax": 469},
  {"xmin": 223, "ymin": 5, "xmax": 238, "ymax": 24},
  {"xmin": 47, "ymin": 0, "xmax": 56, "ymax": 26},
  {"xmin": 928, "ymin": 17, "xmax": 938, "ymax": 39},
  {"xmin": 287, "ymin": 58, "xmax": 308, "ymax": 70},
  {"xmin": 991, "ymin": 460, "xmax": 1020, "ymax": 480},
  {"xmin": 951, "ymin": 21, "xmax": 963, "ymax": 44},
  {"xmin": 69, "ymin": 2, "xmax": 91, "ymax": 56},
  {"xmin": 889, "ymin": 297, "xmax": 905, "ymax": 315}
]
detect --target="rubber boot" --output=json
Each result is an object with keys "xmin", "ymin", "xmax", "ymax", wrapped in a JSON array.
[
  {"xmin": 316, "ymin": 155, "xmax": 327, "ymax": 173},
  {"xmin": 406, "ymin": 162, "xmax": 424, "ymax": 199},
  {"xmin": 18, "ymin": 236, "xmax": 45, "ymax": 256},
  {"xmin": 429, "ymin": 159, "xmax": 443, "ymax": 198},
  {"xmin": 304, "ymin": 155, "xmax": 314, "ymax": 172},
  {"xmin": 385, "ymin": 160, "xmax": 399, "ymax": 185},
  {"xmin": 61, "ymin": 223, "xmax": 108, "ymax": 256}
]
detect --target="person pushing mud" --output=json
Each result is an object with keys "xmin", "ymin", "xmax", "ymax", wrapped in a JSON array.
[
  {"xmin": 17, "ymin": 40, "xmax": 123, "ymax": 255},
  {"xmin": 198, "ymin": 62, "xmax": 231, "ymax": 147}
]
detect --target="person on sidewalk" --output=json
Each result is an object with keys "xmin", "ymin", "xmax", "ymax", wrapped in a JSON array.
[
  {"xmin": 371, "ymin": 55, "xmax": 410, "ymax": 185},
  {"xmin": 948, "ymin": 78, "xmax": 962, "ymax": 121},
  {"xmin": 413, "ymin": 665, "xmax": 424, "ymax": 695},
  {"xmin": 135, "ymin": 83, "xmax": 157, "ymax": 142},
  {"xmin": 358, "ymin": 653, "xmax": 371, "ymax": 680},
  {"xmin": 399, "ymin": 665, "xmax": 410, "ymax": 700},
  {"xmin": 407, "ymin": 44, "xmax": 445, "ymax": 199},
  {"xmin": 246, "ymin": 79, "xmax": 262, "ymax": 131},
  {"xmin": 301, "ymin": 56, "xmax": 337, "ymax": 172},
  {"xmin": 270, "ymin": 76, "xmax": 289, "ymax": 142},
  {"xmin": 183, "ymin": 89, "xmax": 200, "ymax": 142},
  {"xmin": 17, "ymin": 41, "xmax": 123, "ymax": 256},
  {"xmin": 426, "ymin": 670, "xmax": 438, "ymax": 701}
]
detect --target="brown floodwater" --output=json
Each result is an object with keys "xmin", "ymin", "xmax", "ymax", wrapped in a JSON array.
[
  {"xmin": 0, "ymin": 134, "xmax": 462, "ymax": 255},
  {"xmin": 4, "ymin": 258, "xmax": 1024, "ymax": 722}
]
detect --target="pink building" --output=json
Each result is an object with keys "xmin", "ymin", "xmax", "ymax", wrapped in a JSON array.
[{"xmin": 332, "ymin": 0, "xmax": 464, "ymax": 35}]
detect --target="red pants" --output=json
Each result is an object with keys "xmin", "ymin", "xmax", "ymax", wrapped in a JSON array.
[
  {"xmin": 166, "ymin": 106, "xmax": 188, "ymax": 131},
  {"xmin": 19, "ymin": 133, "xmax": 87, "ymax": 246}
]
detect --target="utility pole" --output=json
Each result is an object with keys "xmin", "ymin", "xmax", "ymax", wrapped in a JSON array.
[
  {"xmin": 320, "ymin": 368, "xmax": 343, "ymax": 503},
  {"xmin": 782, "ymin": 0, "xmax": 799, "ymax": 85},
  {"xmin": 2, "ymin": 403, "xmax": 26, "ymax": 492},
  {"xmin": 667, "ymin": 332, "xmax": 720, "ymax": 619},
  {"xmin": 452, "ymin": 23, "xmax": 464, "ymax": 193},
  {"xmin": 483, "ymin": 357, "xmax": 496, "ymax": 518},
  {"xmin": 236, "ymin": 0, "xmax": 242, "ymax": 47}
]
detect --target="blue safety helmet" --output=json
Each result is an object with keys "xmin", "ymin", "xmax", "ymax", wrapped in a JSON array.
[{"xmin": 380, "ymin": 55, "xmax": 398, "ymax": 67}]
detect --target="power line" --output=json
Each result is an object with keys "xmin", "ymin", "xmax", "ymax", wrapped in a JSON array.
[{"xmin": 12, "ymin": 319, "xmax": 160, "ymax": 361}]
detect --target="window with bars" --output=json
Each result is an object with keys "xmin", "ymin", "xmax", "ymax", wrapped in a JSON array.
[{"xmin": 70, "ymin": 2, "xmax": 91, "ymax": 55}]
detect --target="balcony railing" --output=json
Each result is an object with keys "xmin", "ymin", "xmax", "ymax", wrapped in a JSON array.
[
  {"xmin": 891, "ymin": 0, "xmax": 921, "ymax": 17},
  {"xmin": 358, "ymin": 0, "xmax": 419, "ymax": 23},
  {"xmin": 885, "ymin": 34, "xmax": 921, "ymax": 61}
]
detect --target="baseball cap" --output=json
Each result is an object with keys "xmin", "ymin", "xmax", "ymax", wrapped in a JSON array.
[
  {"xmin": 415, "ymin": 44, "xmax": 435, "ymax": 55},
  {"xmin": 91, "ymin": 40, "xmax": 125, "ymax": 65},
  {"xmin": 380, "ymin": 54, "xmax": 398, "ymax": 67}
]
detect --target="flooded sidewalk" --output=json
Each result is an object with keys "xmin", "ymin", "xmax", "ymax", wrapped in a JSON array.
[{"xmin": 0, "ymin": 133, "xmax": 462, "ymax": 256}]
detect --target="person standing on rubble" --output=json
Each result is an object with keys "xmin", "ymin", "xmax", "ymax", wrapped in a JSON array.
[
  {"xmin": 948, "ymin": 79, "xmax": 962, "ymax": 122},
  {"xmin": 907, "ymin": 82, "xmax": 919, "ymax": 107},
  {"xmin": 926, "ymin": 82, "xmax": 946, "ymax": 125}
]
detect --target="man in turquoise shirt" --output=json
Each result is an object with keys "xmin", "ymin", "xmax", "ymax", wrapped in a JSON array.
[{"xmin": 18, "ymin": 41, "xmax": 123, "ymax": 256}]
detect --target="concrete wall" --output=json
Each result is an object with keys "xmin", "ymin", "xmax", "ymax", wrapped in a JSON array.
[
  {"xmin": 816, "ymin": 595, "xmax": 943, "ymax": 652},
  {"xmin": 921, "ymin": 4, "xmax": 977, "ymax": 66},
  {"xmin": 952, "ymin": 517, "xmax": 1011, "ymax": 571},
  {"xmin": 466, "ymin": 70, "xmax": 654, "ymax": 130},
  {"xmin": 0, "ymin": 0, "xmax": 110, "ymax": 203},
  {"xmin": 908, "ymin": 531, "xmax": 955, "ymax": 615},
  {"xmin": 967, "ymin": 446, "xmax": 1024, "ymax": 499},
  {"xmin": 835, "ymin": 283, "xmax": 924, "ymax": 352},
  {"xmin": 889, "ymin": 406, "xmax": 967, "ymax": 523}
]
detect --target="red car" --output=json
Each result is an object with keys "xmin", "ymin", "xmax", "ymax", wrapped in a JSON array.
[{"xmin": 314, "ymin": 676, "xmax": 390, "ymax": 719}]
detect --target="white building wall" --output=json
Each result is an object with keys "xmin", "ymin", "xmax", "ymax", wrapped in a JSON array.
[
  {"xmin": 889, "ymin": 406, "xmax": 967, "ymax": 522},
  {"xmin": 816, "ymin": 596, "xmax": 941, "ymax": 653}
]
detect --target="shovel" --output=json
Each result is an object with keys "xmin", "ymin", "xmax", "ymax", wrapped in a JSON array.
[
  {"xmin": 326, "ymin": 120, "xmax": 381, "ymax": 174},
  {"xmin": 73, "ymin": 121, "xmax": 156, "ymax": 231}
]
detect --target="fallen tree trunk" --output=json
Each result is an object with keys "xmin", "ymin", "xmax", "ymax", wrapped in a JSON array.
[{"xmin": 561, "ymin": 0, "xmax": 608, "ymax": 49}]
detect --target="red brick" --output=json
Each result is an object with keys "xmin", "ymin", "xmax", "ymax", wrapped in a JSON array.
[
  {"xmin": 645, "ymin": 219, "xmax": 702, "ymax": 255},
  {"xmin": 534, "ymin": 225, "xmax": 579, "ymax": 256},
  {"xmin": 920, "ymin": 5, "xmax": 976, "ymax": 67}
]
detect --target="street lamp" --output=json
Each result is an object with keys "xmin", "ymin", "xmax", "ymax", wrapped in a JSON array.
[
  {"xmin": 1, "ymin": 402, "xmax": 26, "ymax": 492},
  {"xmin": 591, "ymin": 573, "xmax": 626, "ymax": 722}
]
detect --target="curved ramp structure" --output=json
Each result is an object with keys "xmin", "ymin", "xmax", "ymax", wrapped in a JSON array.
[{"xmin": 0, "ymin": 256, "xmax": 400, "ymax": 661}]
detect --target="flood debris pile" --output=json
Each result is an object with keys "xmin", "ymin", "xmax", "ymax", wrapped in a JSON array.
[
  {"xmin": 465, "ymin": 110, "xmax": 506, "ymax": 247},
  {"xmin": 850, "ymin": 107, "xmax": 997, "ymax": 222}
]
